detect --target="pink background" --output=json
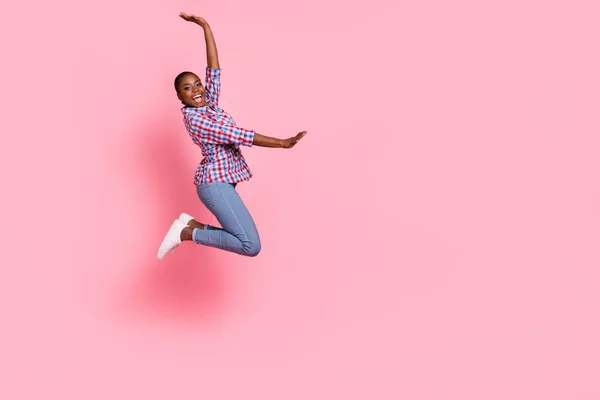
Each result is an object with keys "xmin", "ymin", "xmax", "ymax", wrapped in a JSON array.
[{"xmin": 2, "ymin": 0, "xmax": 600, "ymax": 398}]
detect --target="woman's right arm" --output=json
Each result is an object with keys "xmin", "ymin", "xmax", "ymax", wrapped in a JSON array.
[
  {"xmin": 188, "ymin": 113, "xmax": 307, "ymax": 149},
  {"xmin": 188, "ymin": 112, "xmax": 306, "ymax": 149},
  {"xmin": 253, "ymin": 131, "xmax": 307, "ymax": 149},
  {"xmin": 187, "ymin": 114, "xmax": 255, "ymax": 147}
]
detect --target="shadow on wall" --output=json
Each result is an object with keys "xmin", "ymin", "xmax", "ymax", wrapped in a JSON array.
[{"xmin": 118, "ymin": 112, "xmax": 231, "ymax": 327}]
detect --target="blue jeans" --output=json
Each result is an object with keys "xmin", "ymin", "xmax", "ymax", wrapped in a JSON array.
[{"xmin": 192, "ymin": 182, "xmax": 261, "ymax": 257}]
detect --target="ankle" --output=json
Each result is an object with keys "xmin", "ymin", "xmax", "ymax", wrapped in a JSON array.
[
  {"xmin": 188, "ymin": 219, "xmax": 205, "ymax": 230},
  {"xmin": 180, "ymin": 226, "xmax": 193, "ymax": 241}
]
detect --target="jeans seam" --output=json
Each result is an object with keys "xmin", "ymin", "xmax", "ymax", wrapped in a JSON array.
[{"xmin": 213, "ymin": 183, "xmax": 249, "ymax": 245}]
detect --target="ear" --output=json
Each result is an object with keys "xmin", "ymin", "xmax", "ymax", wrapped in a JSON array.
[{"xmin": 177, "ymin": 92, "xmax": 183, "ymax": 101}]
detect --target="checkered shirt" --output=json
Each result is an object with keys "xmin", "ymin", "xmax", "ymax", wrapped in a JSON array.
[{"xmin": 181, "ymin": 67, "xmax": 255, "ymax": 185}]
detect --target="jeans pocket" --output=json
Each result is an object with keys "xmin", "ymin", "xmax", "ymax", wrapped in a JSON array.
[{"xmin": 197, "ymin": 184, "xmax": 216, "ymax": 210}]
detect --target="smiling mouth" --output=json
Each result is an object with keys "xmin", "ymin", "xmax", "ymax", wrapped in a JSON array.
[{"xmin": 193, "ymin": 94, "xmax": 204, "ymax": 102}]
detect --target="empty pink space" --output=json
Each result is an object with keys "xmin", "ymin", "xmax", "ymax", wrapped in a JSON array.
[{"xmin": 1, "ymin": 0, "xmax": 599, "ymax": 398}]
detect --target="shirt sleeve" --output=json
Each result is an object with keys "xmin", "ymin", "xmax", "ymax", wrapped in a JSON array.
[
  {"xmin": 204, "ymin": 67, "xmax": 221, "ymax": 107},
  {"xmin": 186, "ymin": 112, "xmax": 254, "ymax": 147}
]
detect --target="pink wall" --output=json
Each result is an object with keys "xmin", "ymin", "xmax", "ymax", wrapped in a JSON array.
[{"xmin": 2, "ymin": 0, "xmax": 600, "ymax": 398}]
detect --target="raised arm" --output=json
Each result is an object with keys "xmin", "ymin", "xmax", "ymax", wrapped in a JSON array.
[{"xmin": 179, "ymin": 13, "xmax": 220, "ymax": 70}]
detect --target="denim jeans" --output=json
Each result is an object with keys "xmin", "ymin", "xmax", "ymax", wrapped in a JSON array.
[{"xmin": 192, "ymin": 182, "xmax": 261, "ymax": 257}]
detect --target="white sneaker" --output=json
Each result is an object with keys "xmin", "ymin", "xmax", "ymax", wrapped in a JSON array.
[
  {"xmin": 157, "ymin": 218, "xmax": 188, "ymax": 260},
  {"xmin": 178, "ymin": 212, "xmax": 195, "ymax": 225}
]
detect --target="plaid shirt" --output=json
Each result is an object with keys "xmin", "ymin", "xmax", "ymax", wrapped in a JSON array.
[{"xmin": 181, "ymin": 67, "xmax": 255, "ymax": 185}]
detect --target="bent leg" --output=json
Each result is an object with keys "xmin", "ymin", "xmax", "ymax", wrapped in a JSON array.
[{"xmin": 193, "ymin": 182, "xmax": 261, "ymax": 256}]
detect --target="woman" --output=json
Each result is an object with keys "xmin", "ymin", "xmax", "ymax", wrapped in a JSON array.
[{"xmin": 157, "ymin": 12, "xmax": 307, "ymax": 260}]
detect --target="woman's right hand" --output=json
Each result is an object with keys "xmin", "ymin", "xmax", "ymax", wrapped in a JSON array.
[{"xmin": 281, "ymin": 131, "xmax": 307, "ymax": 149}]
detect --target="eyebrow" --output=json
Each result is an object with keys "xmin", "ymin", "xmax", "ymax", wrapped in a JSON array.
[{"xmin": 182, "ymin": 80, "xmax": 202, "ymax": 87}]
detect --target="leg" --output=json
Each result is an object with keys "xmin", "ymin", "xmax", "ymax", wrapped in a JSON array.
[
  {"xmin": 178, "ymin": 216, "xmax": 221, "ymax": 240},
  {"xmin": 191, "ymin": 182, "xmax": 261, "ymax": 256},
  {"xmin": 179, "ymin": 220, "xmax": 220, "ymax": 240}
]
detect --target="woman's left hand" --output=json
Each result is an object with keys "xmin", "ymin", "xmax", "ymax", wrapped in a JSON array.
[{"xmin": 179, "ymin": 12, "xmax": 207, "ymax": 26}]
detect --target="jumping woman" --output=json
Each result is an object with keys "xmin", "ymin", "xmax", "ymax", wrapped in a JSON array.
[{"xmin": 157, "ymin": 12, "xmax": 307, "ymax": 260}]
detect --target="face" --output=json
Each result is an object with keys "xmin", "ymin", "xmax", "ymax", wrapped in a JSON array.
[{"xmin": 177, "ymin": 74, "xmax": 206, "ymax": 107}]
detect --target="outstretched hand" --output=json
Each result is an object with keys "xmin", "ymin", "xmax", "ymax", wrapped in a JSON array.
[
  {"xmin": 282, "ymin": 131, "xmax": 307, "ymax": 149},
  {"xmin": 179, "ymin": 12, "xmax": 207, "ymax": 26}
]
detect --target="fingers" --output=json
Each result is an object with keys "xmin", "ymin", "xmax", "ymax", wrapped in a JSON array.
[
  {"xmin": 296, "ymin": 130, "xmax": 307, "ymax": 140},
  {"xmin": 179, "ymin": 12, "xmax": 194, "ymax": 21},
  {"xmin": 282, "ymin": 131, "xmax": 306, "ymax": 149},
  {"xmin": 288, "ymin": 130, "xmax": 307, "ymax": 148}
]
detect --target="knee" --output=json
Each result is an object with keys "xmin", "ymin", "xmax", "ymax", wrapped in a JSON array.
[{"xmin": 243, "ymin": 238, "xmax": 262, "ymax": 257}]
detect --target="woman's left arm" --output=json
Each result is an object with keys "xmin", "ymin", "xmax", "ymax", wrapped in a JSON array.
[{"xmin": 180, "ymin": 13, "xmax": 220, "ymax": 70}]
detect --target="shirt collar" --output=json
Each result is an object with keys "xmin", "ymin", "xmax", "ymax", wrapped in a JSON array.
[{"xmin": 181, "ymin": 105, "xmax": 207, "ymax": 114}]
